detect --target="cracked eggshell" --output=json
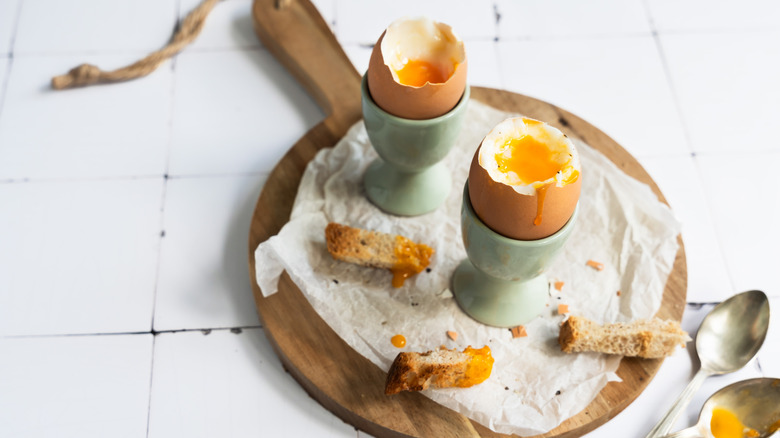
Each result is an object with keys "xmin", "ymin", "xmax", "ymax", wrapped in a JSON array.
[
  {"xmin": 468, "ymin": 147, "xmax": 581, "ymax": 240},
  {"xmin": 366, "ymin": 20, "xmax": 467, "ymax": 120}
]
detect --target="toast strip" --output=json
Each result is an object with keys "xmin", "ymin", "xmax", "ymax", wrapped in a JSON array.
[
  {"xmin": 385, "ymin": 346, "xmax": 493, "ymax": 395},
  {"xmin": 559, "ymin": 315, "xmax": 690, "ymax": 359},
  {"xmin": 325, "ymin": 223, "xmax": 433, "ymax": 287}
]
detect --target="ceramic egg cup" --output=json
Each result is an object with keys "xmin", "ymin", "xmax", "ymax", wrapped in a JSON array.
[
  {"xmin": 361, "ymin": 75, "xmax": 470, "ymax": 216},
  {"xmin": 452, "ymin": 183, "xmax": 579, "ymax": 328}
]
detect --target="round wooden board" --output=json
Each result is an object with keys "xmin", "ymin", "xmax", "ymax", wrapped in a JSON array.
[
  {"xmin": 248, "ymin": 1, "xmax": 687, "ymax": 436},
  {"xmin": 247, "ymin": 87, "xmax": 687, "ymax": 438}
]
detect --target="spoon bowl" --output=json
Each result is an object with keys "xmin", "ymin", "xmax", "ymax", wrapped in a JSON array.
[
  {"xmin": 645, "ymin": 290, "xmax": 770, "ymax": 438},
  {"xmin": 697, "ymin": 290, "xmax": 772, "ymax": 375},
  {"xmin": 662, "ymin": 378, "xmax": 780, "ymax": 438}
]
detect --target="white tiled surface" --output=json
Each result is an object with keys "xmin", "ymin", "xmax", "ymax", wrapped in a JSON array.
[
  {"xmin": 0, "ymin": 0, "xmax": 778, "ymax": 437},
  {"xmin": 147, "ymin": 329, "xmax": 357, "ymax": 437},
  {"xmin": 154, "ymin": 175, "xmax": 265, "ymax": 331},
  {"xmin": 0, "ymin": 334, "xmax": 153, "ymax": 437}
]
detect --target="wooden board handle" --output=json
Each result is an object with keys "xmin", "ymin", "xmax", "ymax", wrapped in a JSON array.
[{"xmin": 252, "ymin": 0, "xmax": 361, "ymax": 128}]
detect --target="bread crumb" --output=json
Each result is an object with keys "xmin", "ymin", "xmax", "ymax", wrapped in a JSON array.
[
  {"xmin": 510, "ymin": 326, "xmax": 527, "ymax": 338},
  {"xmin": 558, "ymin": 304, "xmax": 569, "ymax": 315},
  {"xmin": 616, "ymin": 290, "xmax": 621, "ymax": 296},
  {"xmin": 586, "ymin": 260, "xmax": 605, "ymax": 271},
  {"xmin": 554, "ymin": 281, "xmax": 565, "ymax": 291},
  {"xmin": 447, "ymin": 330, "xmax": 458, "ymax": 341}
]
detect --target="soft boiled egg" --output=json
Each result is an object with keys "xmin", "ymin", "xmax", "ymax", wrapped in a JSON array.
[
  {"xmin": 468, "ymin": 117, "xmax": 581, "ymax": 241},
  {"xmin": 366, "ymin": 17, "xmax": 467, "ymax": 120}
]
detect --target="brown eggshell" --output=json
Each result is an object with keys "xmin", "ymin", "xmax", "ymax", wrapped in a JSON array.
[
  {"xmin": 468, "ymin": 145, "xmax": 581, "ymax": 241},
  {"xmin": 367, "ymin": 31, "xmax": 467, "ymax": 120}
]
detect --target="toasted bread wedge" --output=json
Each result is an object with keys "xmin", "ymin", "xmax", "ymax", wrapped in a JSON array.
[
  {"xmin": 385, "ymin": 346, "xmax": 493, "ymax": 395},
  {"xmin": 325, "ymin": 223, "xmax": 433, "ymax": 287},
  {"xmin": 559, "ymin": 315, "xmax": 690, "ymax": 359}
]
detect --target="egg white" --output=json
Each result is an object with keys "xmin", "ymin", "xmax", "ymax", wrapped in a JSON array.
[
  {"xmin": 478, "ymin": 117, "xmax": 580, "ymax": 196},
  {"xmin": 380, "ymin": 17, "xmax": 465, "ymax": 85}
]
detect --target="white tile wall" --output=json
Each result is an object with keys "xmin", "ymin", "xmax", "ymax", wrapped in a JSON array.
[
  {"xmin": 660, "ymin": 31, "xmax": 780, "ymax": 155},
  {"xmin": 758, "ymin": 296, "xmax": 780, "ymax": 377},
  {"xmin": 0, "ymin": 57, "xmax": 9, "ymax": 105},
  {"xmin": 0, "ymin": 0, "xmax": 20, "ymax": 55},
  {"xmin": 497, "ymin": 36, "xmax": 689, "ymax": 159},
  {"xmin": 154, "ymin": 175, "xmax": 265, "ymax": 331},
  {"xmin": 147, "ymin": 328, "xmax": 357, "ymax": 438},
  {"xmin": 696, "ymin": 152, "xmax": 780, "ymax": 298},
  {"xmin": 335, "ymin": 0, "xmax": 496, "ymax": 44},
  {"xmin": 496, "ymin": 0, "xmax": 651, "ymax": 39},
  {"xmin": 646, "ymin": 0, "xmax": 780, "ymax": 32},
  {"xmin": 0, "ymin": 334, "xmax": 153, "ymax": 438},
  {"xmin": 180, "ymin": 0, "xmax": 261, "ymax": 51},
  {"xmin": 168, "ymin": 49, "xmax": 322, "ymax": 176},
  {"xmin": 0, "ymin": 54, "xmax": 172, "ymax": 180},
  {"xmin": 463, "ymin": 40, "xmax": 502, "ymax": 89},
  {"xmin": 14, "ymin": 0, "xmax": 177, "ymax": 54},
  {"xmin": 0, "ymin": 179, "xmax": 163, "ymax": 336}
]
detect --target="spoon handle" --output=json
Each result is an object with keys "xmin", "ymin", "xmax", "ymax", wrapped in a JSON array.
[
  {"xmin": 645, "ymin": 368, "xmax": 710, "ymax": 438},
  {"xmin": 660, "ymin": 426, "xmax": 704, "ymax": 438}
]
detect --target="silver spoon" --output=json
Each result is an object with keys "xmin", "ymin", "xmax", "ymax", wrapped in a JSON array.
[
  {"xmin": 645, "ymin": 290, "xmax": 770, "ymax": 438},
  {"xmin": 661, "ymin": 378, "xmax": 780, "ymax": 438}
]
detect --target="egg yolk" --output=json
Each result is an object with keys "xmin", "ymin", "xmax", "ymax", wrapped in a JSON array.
[
  {"xmin": 458, "ymin": 346, "xmax": 494, "ymax": 387},
  {"xmin": 710, "ymin": 407, "xmax": 759, "ymax": 438},
  {"xmin": 494, "ymin": 134, "xmax": 578, "ymax": 226},
  {"xmin": 391, "ymin": 334, "xmax": 406, "ymax": 348},
  {"xmin": 395, "ymin": 59, "xmax": 450, "ymax": 87},
  {"xmin": 390, "ymin": 236, "xmax": 433, "ymax": 288}
]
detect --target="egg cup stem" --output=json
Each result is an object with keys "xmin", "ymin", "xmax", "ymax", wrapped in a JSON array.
[
  {"xmin": 452, "ymin": 260, "xmax": 549, "ymax": 328},
  {"xmin": 452, "ymin": 183, "xmax": 578, "ymax": 327},
  {"xmin": 364, "ymin": 159, "xmax": 451, "ymax": 217},
  {"xmin": 360, "ymin": 75, "xmax": 469, "ymax": 216}
]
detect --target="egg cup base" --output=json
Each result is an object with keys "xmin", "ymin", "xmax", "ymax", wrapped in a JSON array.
[
  {"xmin": 363, "ymin": 158, "xmax": 451, "ymax": 216},
  {"xmin": 451, "ymin": 259, "xmax": 549, "ymax": 328}
]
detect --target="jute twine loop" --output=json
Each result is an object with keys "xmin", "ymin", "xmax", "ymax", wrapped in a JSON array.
[{"xmin": 51, "ymin": 0, "xmax": 219, "ymax": 90}]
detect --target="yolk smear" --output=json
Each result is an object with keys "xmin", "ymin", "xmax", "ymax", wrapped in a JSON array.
[
  {"xmin": 395, "ymin": 59, "xmax": 449, "ymax": 87},
  {"xmin": 534, "ymin": 184, "xmax": 550, "ymax": 225},
  {"xmin": 391, "ymin": 334, "xmax": 406, "ymax": 348},
  {"xmin": 769, "ymin": 419, "xmax": 780, "ymax": 434},
  {"xmin": 710, "ymin": 407, "xmax": 759, "ymax": 438},
  {"xmin": 563, "ymin": 169, "xmax": 580, "ymax": 185},
  {"xmin": 459, "ymin": 346, "xmax": 494, "ymax": 387},
  {"xmin": 390, "ymin": 236, "xmax": 433, "ymax": 288}
]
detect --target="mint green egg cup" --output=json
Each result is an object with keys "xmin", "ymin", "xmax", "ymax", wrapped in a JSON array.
[
  {"xmin": 361, "ymin": 75, "xmax": 470, "ymax": 216},
  {"xmin": 452, "ymin": 183, "xmax": 579, "ymax": 328}
]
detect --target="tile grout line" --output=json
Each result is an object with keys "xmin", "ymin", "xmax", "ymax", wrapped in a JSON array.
[
  {"xmin": 1, "ymin": 325, "xmax": 265, "ymax": 340},
  {"xmin": 145, "ymin": 333, "xmax": 157, "ymax": 438},
  {"xmin": 0, "ymin": 0, "xmax": 25, "ymax": 121},
  {"xmin": 147, "ymin": 2, "xmax": 182, "ymax": 436},
  {"xmin": 640, "ymin": 0, "xmax": 739, "ymax": 298}
]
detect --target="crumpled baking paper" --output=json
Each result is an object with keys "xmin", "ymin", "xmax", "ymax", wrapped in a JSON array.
[{"xmin": 254, "ymin": 101, "xmax": 681, "ymax": 436}]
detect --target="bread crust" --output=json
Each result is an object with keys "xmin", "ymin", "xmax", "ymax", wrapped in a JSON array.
[
  {"xmin": 558, "ymin": 315, "xmax": 690, "ymax": 359},
  {"xmin": 384, "ymin": 346, "xmax": 493, "ymax": 395}
]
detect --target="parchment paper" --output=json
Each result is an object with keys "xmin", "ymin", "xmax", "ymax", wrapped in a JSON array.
[{"xmin": 254, "ymin": 101, "xmax": 681, "ymax": 436}]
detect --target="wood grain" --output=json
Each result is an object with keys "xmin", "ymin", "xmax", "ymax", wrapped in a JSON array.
[{"xmin": 248, "ymin": 1, "xmax": 687, "ymax": 436}]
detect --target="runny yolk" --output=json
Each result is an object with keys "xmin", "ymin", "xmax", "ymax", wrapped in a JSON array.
[
  {"xmin": 458, "ymin": 346, "xmax": 494, "ymax": 387},
  {"xmin": 390, "ymin": 236, "xmax": 433, "ymax": 288},
  {"xmin": 395, "ymin": 59, "xmax": 449, "ymax": 87},
  {"xmin": 495, "ymin": 135, "xmax": 572, "ymax": 226},
  {"xmin": 391, "ymin": 334, "xmax": 406, "ymax": 348},
  {"xmin": 710, "ymin": 407, "xmax": 759, "ymax": 438}
]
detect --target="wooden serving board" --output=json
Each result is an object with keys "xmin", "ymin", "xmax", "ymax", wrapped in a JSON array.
[{"xmin": 247, "ymin": 1, "xmax": 688, "ymax": 436}]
